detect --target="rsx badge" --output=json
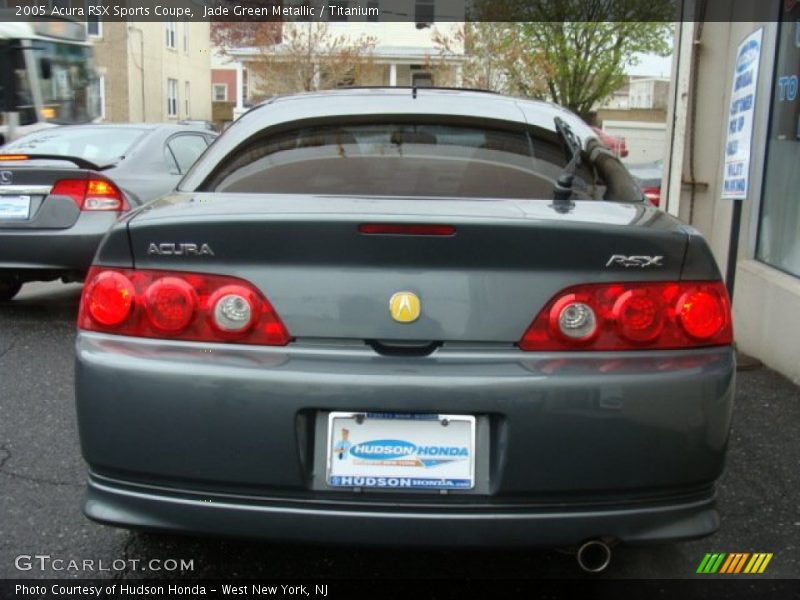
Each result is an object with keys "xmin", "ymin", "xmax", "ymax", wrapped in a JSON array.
[
  {"xmin": 147, "ymin": 243, "xmax": 215, "ymax": 256},
  {"xmin": 605, "ymin": 255, "xmax": 664, "ymax": 268}
]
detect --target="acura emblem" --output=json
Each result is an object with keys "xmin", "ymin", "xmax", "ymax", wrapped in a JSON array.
[{"xmin": 389, "ymin": 292, "xmax": 420, "ymax": 323}]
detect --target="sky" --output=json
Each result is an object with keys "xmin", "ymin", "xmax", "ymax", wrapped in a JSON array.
[{"xmin": 627, "ymin": 52, "xmax": 673, "ymax": 77}]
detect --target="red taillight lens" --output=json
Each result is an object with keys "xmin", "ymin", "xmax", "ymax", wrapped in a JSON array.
[
  {"xmin": 51, "ymin": 179, "xmax": 87, "ymax": 207},
  {"xmin": 78, "ymin": 268, "xmax": 291, "ymax": 346},
  {"xmin": 677, "ymin": 289, "xmax": 727, "ymax": 340},
  {"xmin": 143, "ymin": 277, "xmax": 196, "ymax": 332},
  {"xmin": 84, "ymin": 271, "xmax": 135, "ymax": 326},
  {"xmin": 613, "ymin": 289, "xmax": 664, "ymax": 343},
  {"xmin": 51, "ymin": 177, "xmax": 128, "ymax": 211},
  {"xmin": 519, "ymin": 281, "xmax": 732, "ymax": 351}
]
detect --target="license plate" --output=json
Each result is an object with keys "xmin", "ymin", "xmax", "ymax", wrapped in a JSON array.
[
  {"xmin": 0, "ymin": 195, "xmax": 30, "ymax": 220},
  {"xmin": 326, "ymin": 412, "xmax": 475, "ymax": 490}
]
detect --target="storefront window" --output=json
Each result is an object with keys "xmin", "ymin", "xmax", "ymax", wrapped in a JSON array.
[{"xmin": 757, "ymin": 6, "xmax": 800, "ymax": 277}]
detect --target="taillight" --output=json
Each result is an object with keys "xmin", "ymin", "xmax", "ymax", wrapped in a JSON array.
[
  {"xmin": 209, "ymin": 286, "xmax": 259, "ymax": 335},
  {"xmin": 550, "ymin": 295, "xmax": 598, "ymax": 343},
  {"xmin": 78, "ymin": 268, "xmax": 290, "ymax": 346},
  {"xmin": 641, "ymin": 187, "xmax": 661, "ymax": 207},
  {"xmin": 613, "ymin": 289, "xmax": 665, "ymax": 343},
  {"xmin": 84, "ymin": 271, "xmax": 135, "ymax": 326},
  {"xmin": 51, "ymin": 177, "xmax": 129, "ymax": 211},
  {"xmin": 519, "ymin": 281, "xmax": 732, "ymax": 351},
  {"xmin": 677, "ymin": 289, "xmax": 727, "ymax": 340},
  {"xmin": 143, "ymin": 277, "xmax": 196, "ymax": 333}
]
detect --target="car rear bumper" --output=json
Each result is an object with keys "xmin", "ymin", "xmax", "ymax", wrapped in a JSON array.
[
  {"xmin": 85, "ymin": 473, "xmax": 719, "ymax": 547},
  {"xmin": 76, "ymin": 333, "xmax": 735, "ymax": 545},
  {"xmin": 0, "ymin": 212, "xmax": 118, "ymax": 279}
]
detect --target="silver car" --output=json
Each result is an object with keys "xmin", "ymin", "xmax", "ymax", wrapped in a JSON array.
[
  {"xmin": 75, "ymin": 89, "xmax": 734, "ymax": 571},
  {"xmin": 0, "ymin": 124, "xmax": 216, "ymax": 300}
]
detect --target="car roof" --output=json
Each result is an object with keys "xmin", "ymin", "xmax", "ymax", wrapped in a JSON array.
[{"xmin": 246, "ymin": 87, "xmax": 589, "ymax": 133}]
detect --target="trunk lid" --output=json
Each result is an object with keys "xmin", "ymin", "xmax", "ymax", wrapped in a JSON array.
[
  {"xmin": 127, "ymin": 194, "xmax": 692, "ymax": 344},
  {"xmin": 0, "ymin": 161, "xmax": 101, "ymax": 229}
]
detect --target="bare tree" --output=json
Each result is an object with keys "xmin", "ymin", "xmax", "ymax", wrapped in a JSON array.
[
  {"xmin": 249, "ymin": 22, "xmax": 379, "ymax": 96},
  {"xmin": 433, "ymin": 23, "xmax": 547, "ymax": 96},
  {"xmin": 213, "ymin": 13, "xmax": 379, "ymax": 99},
  {"xmin": 211, "ymin": 21, "xmax": 282, "ymax": 53}
]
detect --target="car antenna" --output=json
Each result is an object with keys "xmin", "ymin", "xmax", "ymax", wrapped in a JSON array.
[{"xmin": 552, "ymin": 117, "xmax": 582, "ymax": 211}]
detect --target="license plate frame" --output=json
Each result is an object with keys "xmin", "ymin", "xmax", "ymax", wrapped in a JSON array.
[
  {"xmin": 0, "ymin": 195, "xmax": 31, "ymax": 220},
  {"xmin": 326, "ymin": 412, "xmax": 476, "ymax": 491}
]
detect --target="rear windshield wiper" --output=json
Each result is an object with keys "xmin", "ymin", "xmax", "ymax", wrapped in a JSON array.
[{"xmin": 552, "ymin": 117, "xmax": 582, "ymax": 203}]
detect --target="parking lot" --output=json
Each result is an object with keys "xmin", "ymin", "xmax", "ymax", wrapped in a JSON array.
[{"xmin": 1, "ymin": 281, "xmax": 798, "ymax": 581}]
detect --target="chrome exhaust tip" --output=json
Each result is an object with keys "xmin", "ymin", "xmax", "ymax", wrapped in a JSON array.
[{"xmin": 576, "ymin": 539, "xmax": 612, "ymax": 573}]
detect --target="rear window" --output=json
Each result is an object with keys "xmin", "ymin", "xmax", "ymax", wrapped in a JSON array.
[
  {"xmin": 203, "ymin": 123, "xmax": 605, "ymax": 200},
  {"xmin": 3, "ymin": 127, "xmax": 148, "ymax": 164}
]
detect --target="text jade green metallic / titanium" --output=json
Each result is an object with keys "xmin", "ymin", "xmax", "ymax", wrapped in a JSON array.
[{"xmin": 75, "ymin": 89, "xmax": 734, "ymax": 567}]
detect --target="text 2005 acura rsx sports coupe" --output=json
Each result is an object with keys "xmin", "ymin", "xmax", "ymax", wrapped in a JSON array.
[{"xmin": 75, "ymin": 89, "xmax": 734, "ymax": 569}]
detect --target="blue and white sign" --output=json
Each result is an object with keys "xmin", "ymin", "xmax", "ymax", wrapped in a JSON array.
[
  {"xmin": 326, "ymin": 412, "xmax": 475, "ymax": 490},
  {"xmin": 0, "ymin": 195, "xmax": 31, "ymax": 220},
  {"xmin": 722, "ymin": 28, "xmax": 764, "ymax": 200}
]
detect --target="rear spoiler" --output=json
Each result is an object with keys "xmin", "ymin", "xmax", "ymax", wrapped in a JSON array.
[{"xmin": 0, "ymin": 154, "xmax": 111, "ymax": 171}]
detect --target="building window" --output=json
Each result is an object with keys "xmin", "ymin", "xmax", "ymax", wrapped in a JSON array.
[
  {"xmin": 183, "ymin": 23, "xmax": 189, "ymax": 52},
  {"xmin": 185, "ymin": 81, "xmax": 190, "ymax": 117},
  {"xmin": 86, "ymin": 2, "xmax": 102, "ymax": 38},
  {"xmin": 757, "ymin": 9, "xmax": 800, "ymax": 277},
  {"xmin": 213, "ymin": 84, "xmax": 228, "ymax": 102},
  {"xmin": 167, "ymin": 78, "xmax": 178, "ymax": 117},
  {"xmin": 87, "ymin": 19, "xmax": 101, "ymax": 38},
  {"xmin": 165, "ymin": 21, "xmax": 177, "ymax": 49}
]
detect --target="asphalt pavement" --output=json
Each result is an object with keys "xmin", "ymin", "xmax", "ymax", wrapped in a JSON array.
[{"xmin": 1, "ymin": 281, "xmax": 798, "ymax": 582}]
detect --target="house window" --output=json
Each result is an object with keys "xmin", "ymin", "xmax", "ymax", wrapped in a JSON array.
[
  {"xmin": 412, "ymin": 72, "xmax": 433, "ymax": 87},
  {"xmin": 185, "ymin": 81, "xmax": 190, "ymax": 117},
  {"xmin": 166, "ymin": 21, "xmax": 177, "ymax": 49},
  {"xmin": 213, "ymin": 84, "xmax": 228, "ymax": 102},
  {"xmin": 756, "ymin": 8, "xmax": 800, "ymax": 277},
  {"xmin": 86, "ymin": 2, "xmax": 102, "ymax": 38},
  {"xmin": 167, "ymin": 78, "xmax": 178, "ymax": 117},
  {"xmin": 183, "ymin": 23, "xmax": 189, "ymax": 52}
]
